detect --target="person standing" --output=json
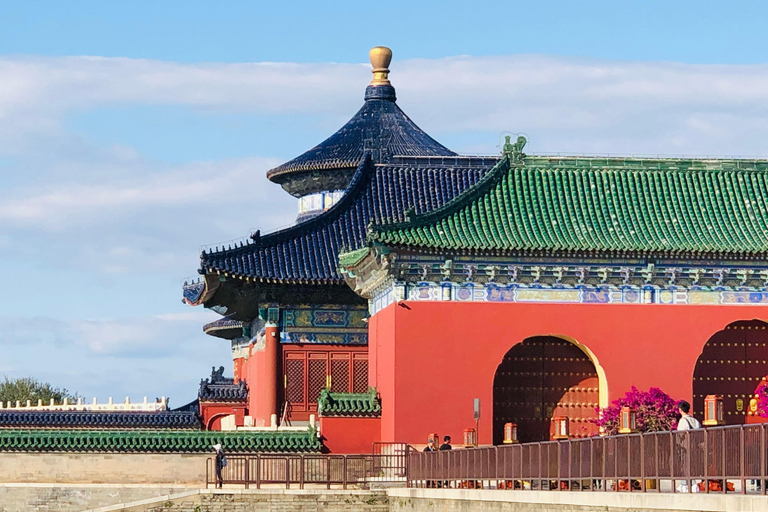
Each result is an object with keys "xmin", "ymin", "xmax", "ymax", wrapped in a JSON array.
[
  {"xmin": 677, "ymin": 401, "xmax": 701, "ymax": 431},
  {"xmin": 213, "ymin": 443, "xmax": 226, "ymax": 488},
  {"xmin": 422, "ymin": 438, "xmax": 438, "ymax": 488},
  {"xmin": 676, "ymin": 401, "xmax": 701, "ymax": 493},
  {"xmin": 439, "ymin": 436, "xmax": 452, "ymax": 450}
]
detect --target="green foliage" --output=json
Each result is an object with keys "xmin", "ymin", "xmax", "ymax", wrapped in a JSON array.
[{"xmin": 0, "ymin": 376, "xmax": 80, "ymax": 405}]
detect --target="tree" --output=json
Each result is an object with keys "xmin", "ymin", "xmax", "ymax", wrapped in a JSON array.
[
  {"xmin": 0, "ymin": 376, "xmax": 80, "ymax": 405},
  {"xmin": 591, "ymin": 386, "xmax": 679, "ymax": 435}
]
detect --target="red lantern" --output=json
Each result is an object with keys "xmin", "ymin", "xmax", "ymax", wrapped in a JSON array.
[
  {"xmin": 552, "ymin": 416, "xmax": 569, "ymax": 440},
  {"xmin": 427, "ymin": 432, "xmax": 439, "ymax": 446},
  {"xmin": 503, "ymin": 422, "xmax": 519, "ymax": 444},
  {"xmin": 618, "ymin": 406, "xmax": 638, "ymax": 433},
  {"xmin": 703, "ymin": 395, "xmax": 724, "ymax": 426}
]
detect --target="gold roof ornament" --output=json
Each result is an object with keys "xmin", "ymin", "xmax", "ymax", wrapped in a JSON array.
[{"xmin": 369, "ymin": 46, "xmax": 392, "ymax": 86}]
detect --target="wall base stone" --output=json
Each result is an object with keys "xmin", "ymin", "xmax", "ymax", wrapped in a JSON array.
[
  {"xmin": 388, "ymin": 488, "xmax": 768, "ymax": 512},
  {"xmin": 0, "ymin": 484, "xmax": 195, "ymax": 512},
  {"xmin": 0, "ymin": 453, "xmax": 209, "ymax": 485}
]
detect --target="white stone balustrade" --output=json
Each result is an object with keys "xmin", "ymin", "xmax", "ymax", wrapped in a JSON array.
[
  {"xmin": 0, "ymin": 396, "xmax": 168, "ymax": 412},
  {"xmin": 219, "ymin": 414, "xmax": 317, "ymax": 432}
]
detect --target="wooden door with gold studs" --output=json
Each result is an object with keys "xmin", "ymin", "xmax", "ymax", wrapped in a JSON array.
[
  {"xmin": 693, "ymin": 320, "xmax": 768, "ymax": 425},
  {"xmin": 493, "ymin": 336, "xmax": 599, "ymax": 444}
]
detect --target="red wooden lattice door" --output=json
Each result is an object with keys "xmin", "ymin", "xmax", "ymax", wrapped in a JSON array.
[
  {"xmin": 493, "ymin": 336, "xmax": 599, "ymax": 444},
  {"xmin": 283, "ymin": 348, "xmax": 368, "ymax": 421}
]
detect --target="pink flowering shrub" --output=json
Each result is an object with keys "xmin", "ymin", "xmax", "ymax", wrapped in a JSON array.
[
  {"xmin": 591, "ymin": 386, "xmax": 679, "ymax": 435},
  {"xmin": 755, "ymin": 380, "xmax": 768, "ymax": 417}
]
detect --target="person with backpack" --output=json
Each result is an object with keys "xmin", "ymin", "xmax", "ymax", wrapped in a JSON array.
[
  {"xmin": 675, "ymin": 400, "xmax": 701, "ymax": 492},
  {"xmin": 677, "ymin": 401, "xmax": 702, "ymax": 431},
  {"xmin": 213, "ymin": 443, "xmax": 227, "ymax": 488}
]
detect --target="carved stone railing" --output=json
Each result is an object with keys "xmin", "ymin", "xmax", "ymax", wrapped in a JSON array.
[{"xmin": 0, "ymin": 396, "xmax": 168, "ymax": 412}]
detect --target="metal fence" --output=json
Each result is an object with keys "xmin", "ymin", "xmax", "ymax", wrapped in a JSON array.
[
  {"xmin": 372, "ymin": 442, "xmax": 410, "ymax": 480},
  {"xmin": 409, "ymin": 424, "xmax": 768, "ymax": 494},
  {"xmin": 206, "ymin": 448, "xmax": 410, "ymax": 489}
]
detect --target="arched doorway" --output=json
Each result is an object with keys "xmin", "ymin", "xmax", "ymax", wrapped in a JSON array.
[
  {"xmin": 693, "ymin": 319, "xmax": 768, "ymax": 425},
  {"xmin": 493, "ymin": 336, "xmax": 600, "ymax": 444}
]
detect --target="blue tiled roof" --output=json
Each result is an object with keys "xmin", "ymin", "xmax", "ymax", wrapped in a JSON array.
[
  {"xmin": 266, "ymin": 85, "xmax": 456, "ymax": 183},
  {"xmin": 0, "ymin": 411, "xmax": 200, "ymax": 429},
  {"xmin": 198, "ymin": 382, "xmax": 248, "ymax": 402},
  {"xmin": 201, "ymin": 156, "xmax": 491, "ymax": 283},
  {"xmin": 198, "ymin": 366, "xmax": 248, "ymax": 402},
  {"xmin": 182, "ymin": 279, "xmax": 205, "ymax": 305}
]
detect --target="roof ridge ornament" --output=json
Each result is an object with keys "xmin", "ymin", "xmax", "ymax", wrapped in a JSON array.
[
  {"xmin": 369, "ymin": 46, "xmax": 392, "ymax": 86},
  {"xmin": 502, "ymin": 135, "xmax": 527, "ymax": 163},
  {"xmin": 365, "ymin": 46, "xmax": 397, "ymax": 101}
]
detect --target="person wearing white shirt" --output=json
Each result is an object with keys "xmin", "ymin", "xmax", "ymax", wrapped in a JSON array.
[
  {"xmin": 677, "ymin": 400, "xmax": 702, "ymax": 431},
  {"xmin": 676, "ymin": 400, "xmax": 701, "ymax": 492}
]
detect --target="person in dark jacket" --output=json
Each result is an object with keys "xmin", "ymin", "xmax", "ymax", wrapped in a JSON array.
[
  {"xmin": 213, "ymin": 443, "xmax": 225, "ymax": 488},
  {"xmin": 439, "ymin": 436, "xmax": 452, "ymax": 450}
]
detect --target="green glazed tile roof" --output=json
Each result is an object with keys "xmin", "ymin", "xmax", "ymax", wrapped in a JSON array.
[
  {"xmin": 0, "ymin": 428, "xmax": 321, "ymax": 453},
  {"xmin": 368, "ymin": 154, "xmax": 768, "ymax": 258},
  {"xmin": 337, "ymin": 247, "xmax": 370, "ymax": 269},
  {"xmin": 317, "ymin": 389, "xmax": 381, "ymax": 417}
]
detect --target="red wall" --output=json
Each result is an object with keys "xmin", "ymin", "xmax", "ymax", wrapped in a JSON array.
[
  {"xmin": 200, "ymin": 402, "xmax": 246, "ymax": 430},
  {"xmin": 320, "ymin": 417, "xmax": 381, "ymax": 453},
  {"xmin": 369, "ymin": 305, "xmax": 397, "ymax": 442},
  {"xmin": 370, "ymin": 301, "xmax": 768, "ymax": 446}
]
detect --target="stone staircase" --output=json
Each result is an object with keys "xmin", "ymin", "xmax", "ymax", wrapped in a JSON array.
[{"xmin": 83, "ymin": 489, "xmax": 389, "ymax": 512}]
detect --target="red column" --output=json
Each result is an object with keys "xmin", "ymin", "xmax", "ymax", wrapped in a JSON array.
[{"xmin": 250, "ymin": 323, "xmax": 279, "ymax": 427}]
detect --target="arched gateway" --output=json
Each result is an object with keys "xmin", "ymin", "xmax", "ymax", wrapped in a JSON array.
[
  {"xmin": 693, "ymin": 319, "xmax": 768, "ymax": 425},
  {"xmin": 493, "ymin": 336, "xmax": 600, "ymax": 444}
]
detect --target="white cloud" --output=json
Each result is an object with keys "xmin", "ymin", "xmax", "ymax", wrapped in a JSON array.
[
  {"xmin": 2, "ymin": 53, "xmax": 768, "ymax": 235},
  {"xmin": 0, "ymin": 310, "xmax": 227, "ymax": 404},
  {"xmin": 0, "ymin": 57, "xmax": 367, "ymax": 120},
  {"xmin": 0, "ymin": 310, "xmax": 218, "ymax": 356},
  {"xmin": 1, "ymin": 54, "xmax": 768, "ymax": 156},
  {"xmin": 0, "ymin": 157, "xmax": 280, "ymax": 227}
]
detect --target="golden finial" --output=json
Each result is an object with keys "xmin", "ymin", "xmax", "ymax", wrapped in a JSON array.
[{"xmin": 369, "ymin": 46, "xmax": 392, "ymax": 86}]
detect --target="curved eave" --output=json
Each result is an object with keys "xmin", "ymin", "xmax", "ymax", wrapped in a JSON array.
[
  {"xmin": 198, "ymin": 397, "xmax": 248, "ymax": 404},
  {"xmin": 267, "ymin": 161, "xmax": 359, "ymax": 183},
  {"xmin": 204, "ymin": 269, "xmax": 346, "ymax": 286},
  {"xmin": 378, "ymin": 244, "xmax": 768, "ymax": 263},
  {"xmin": 318, "ymin": 411, "xmax": 382, "ymax": 418},
  {"xmin": 182, "ymin": 274, "xmax": 220, "ymax": 307},
  {"xmin": 202, "ymin": 319, "xmax": 245, "ymax": 340}
]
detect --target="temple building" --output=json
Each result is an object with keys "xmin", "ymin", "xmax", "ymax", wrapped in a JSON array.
[
  {"xmin": 183, "ymin": 46, "xmax": 494, "ymax": 439},
  {"xmin": 185, "ymin": 47, "xmax": 768, "ymax": 450}
]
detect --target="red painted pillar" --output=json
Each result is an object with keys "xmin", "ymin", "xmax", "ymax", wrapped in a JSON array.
[{"xmin": 251, "ymin": 323, "xmax": 279, "ymax": 427}]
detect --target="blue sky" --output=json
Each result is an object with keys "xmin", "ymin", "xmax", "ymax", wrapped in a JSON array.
[
  {"xmin": 1, "ymin": 1, "xmax": 768, "ymax": 406},
  {"xmin": 3, "ymin": 1, "xmax": 768, "ymax": 65}
]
